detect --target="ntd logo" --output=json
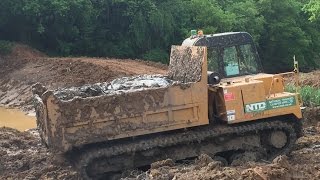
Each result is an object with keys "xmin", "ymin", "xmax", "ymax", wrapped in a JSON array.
[{"xmin": 245, "ymin": 102, "xmax": 266, "ymax": 113}]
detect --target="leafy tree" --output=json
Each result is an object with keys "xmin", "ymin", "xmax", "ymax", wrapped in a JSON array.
[
  {"xmin": 224, "ymin": 0, "xmax": 265, "ymax": 41},
  {"xmin": 0, "ymin": 0, "xmax": 319, "ymax": 71},
  {"xmin": 303, "ymin": 0, "xmax": 320, "ymax": 21},
  {"xmin": 257, "ymin": 0, "xmax": 316, "ymax": 72},
  {"xmin": 187, "ymin": 0, "xmax": 235, "ymax": 33}
]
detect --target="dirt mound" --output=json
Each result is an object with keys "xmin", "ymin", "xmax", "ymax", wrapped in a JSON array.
[
  {"xmin": 300, "ymin": 71, "xmax": 320, "ymax": 88},
  {"xmin": 0, "ymin": 127, "xmax": 79, "ymax": 179},
  {"xmin": 0, "ymin": 52, "xmax": 167, "ymax": 110},
  {"xmin": 2, "ymin": 57, "xmax": 166, "ymax": 89},
  {"xmin": 284, "ymin": 71, "xmax": 320, "ymax": 88},
  {"xmin": 4, "ymin": 44, "xmax": 47, "ymax": 59}
]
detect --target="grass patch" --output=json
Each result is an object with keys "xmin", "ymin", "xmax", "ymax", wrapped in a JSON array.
[
  {"xmin": 286, "ymin": 85, "xmax": 320, "ymax": 107},
  {"xmin": 0, "ymin": 40, "xmax": 14, "ymax": 55}
]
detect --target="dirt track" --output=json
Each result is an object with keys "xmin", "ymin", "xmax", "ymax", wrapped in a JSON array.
[{"xmin": 0, "ymin": 44, "xmax": 320, "ymax": 179}]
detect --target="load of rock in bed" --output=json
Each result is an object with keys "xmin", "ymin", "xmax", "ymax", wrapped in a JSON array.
[{"xmin": 51, "ymin": 75, "xmax": 175, "ymax": 101}]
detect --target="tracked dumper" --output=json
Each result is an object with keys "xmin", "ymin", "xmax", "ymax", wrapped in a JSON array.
[{"xmin": 33, "ymin": 32, "xmax": 303, "ymax": 179}]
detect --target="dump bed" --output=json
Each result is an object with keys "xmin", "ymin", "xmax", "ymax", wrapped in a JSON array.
[{"xmin": 32, "ymin": 46, "xmax": 209, "ymax": 153}]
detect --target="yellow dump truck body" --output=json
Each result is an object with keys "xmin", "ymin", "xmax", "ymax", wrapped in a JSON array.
[
  {"xmin": 33, "ymin": 46, "xmax": 209, "ymax": 152},
  {"xmin": 32, "ymin": 33, "xmax": 304, "ymax": 179}
]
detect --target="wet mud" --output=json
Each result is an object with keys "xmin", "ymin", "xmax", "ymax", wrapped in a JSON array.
[
  {"xmin": 0, "ymin": 107, "xmax": 36, "ymax": 131},
  {"xmin": 0, "ymin": 107, "xmax": 318, "ymax": 180},
  {"xmin": 121, "ymin": 111, "xmax": 320, "ymax": 179},
  {"xmin": 0, "ymin": 128, "xmax": 79, "ymax": 179}
]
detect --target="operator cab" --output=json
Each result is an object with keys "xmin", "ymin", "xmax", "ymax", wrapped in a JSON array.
[{"xmin": 182, "ymin": 32, "xmax": 263, "ymax": 78}]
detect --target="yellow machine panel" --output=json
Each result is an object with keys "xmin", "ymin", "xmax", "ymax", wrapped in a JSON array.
[{"xmin": 217, "ymin": 76, "xmax": 302, "ymax": 124}]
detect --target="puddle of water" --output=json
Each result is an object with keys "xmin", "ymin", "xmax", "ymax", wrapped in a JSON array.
[{"xmin": 0, "ymin": 107, "xmax": 36, "ymax": 131}]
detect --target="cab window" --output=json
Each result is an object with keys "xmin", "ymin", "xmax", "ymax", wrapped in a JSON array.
[
  {"xmin": 207, "ymin": 48, "xmax": 219, "ymax": 72},
  {"xmin": 223, "ymin": 46, "xmax": 239, "ymax": 76},
  {"xmin": 239, "ymin": 44, "xmax": 258, "ymax": 74},
  {"xmin": 222, "ymin": 44, "xmax": 259, "ymax": 77}
]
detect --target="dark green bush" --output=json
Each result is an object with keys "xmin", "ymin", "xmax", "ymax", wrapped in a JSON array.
[
  {"xmin": 142, "ymin": 49, "xmax": 169, "ymax": 64},
  {"xmin": 0, "ymin": 40, "xmax": 13, "ymax": 55}
]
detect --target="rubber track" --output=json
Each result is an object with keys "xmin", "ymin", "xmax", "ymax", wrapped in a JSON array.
[{"xmin": 76, "ymin": 119, "xmax": 298, "ymax": 179}]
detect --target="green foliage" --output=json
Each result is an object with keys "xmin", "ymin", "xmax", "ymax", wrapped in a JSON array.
[
  {"xmin": 188, "ymin": 0, "xmax": 235, "ymax": 33},
  {"xmin": 257, "ymin": 0, "xmax": 314, "ymax": 72},
  {"xmin": 0, "ymin": 40, "xmax": 13, "ymax": 55},
  {"xmin": 143, "ymin": 49, "xmax": 169, "ymax": 64},
  {"xmin": 0, "ymin": 0, "xmax": 319, "ymax": 71},
  {"xmin": 303, "ymin": 0, "xmax": 320, "ymax": 21},
  {"xmin": 286, "ymin": 85, "xmax": 320, "ymax": 107}
]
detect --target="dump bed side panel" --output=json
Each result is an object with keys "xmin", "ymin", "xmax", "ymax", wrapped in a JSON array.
[
  {"xmin": 34, "ymin": 46, "xmax": 209, "ymax": 152},
  {"xmin": 33, "ymin": 94, "xmax": 49, "ymax": 145}
]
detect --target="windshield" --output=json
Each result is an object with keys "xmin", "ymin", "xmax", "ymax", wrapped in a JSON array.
[
  {"xmin": 223, "ymin": 44, "xmax": 259, "ymax": 77},
  {"xmin": 207, "ymin": 44, "xmax": 260, "ymax": 77}
]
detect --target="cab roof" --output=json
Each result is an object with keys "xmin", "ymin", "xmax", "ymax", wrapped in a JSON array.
[{"xmin": 182, "ymin": 32, "xmax": 254, "ymax": 48}]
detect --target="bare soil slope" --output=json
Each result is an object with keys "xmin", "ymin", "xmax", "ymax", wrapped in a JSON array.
[
  {"xmin": 300, "ymin": 71, "xmax": 320, "ymax": 88},
  {"xmin": 0, "ymin": 44, "xmax": 166, "ymax": 110}
]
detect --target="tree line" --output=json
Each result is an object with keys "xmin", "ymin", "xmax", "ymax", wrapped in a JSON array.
[{"xmin": 0, "ymin": 0, "xmax": 319, "ymax": 72}]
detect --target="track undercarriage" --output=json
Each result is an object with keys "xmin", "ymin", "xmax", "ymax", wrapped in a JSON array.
[{"xmin": 68, "ymin": 116, "xmax": 302, "ymax": 179}]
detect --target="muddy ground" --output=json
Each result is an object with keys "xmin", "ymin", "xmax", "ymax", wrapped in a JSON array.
[
  {"xmin": 0, "ymin": 44, "xmax": 320, "ymax": 179},
  {"xmin": 121, "ymin": 108, "xmax": 320, "ymax": 180},
  {"xmin": 0, "ymin": 108, "xmax": 319, "ymax": 180},
  {"xmin": 0, "ymin": 128, "xmax": 79, "ymax": 179}
]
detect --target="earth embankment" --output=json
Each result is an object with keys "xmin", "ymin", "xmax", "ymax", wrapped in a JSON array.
[{"xmin": 0, "ymin": 44, "xmax": 167, "ymax": 111}]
